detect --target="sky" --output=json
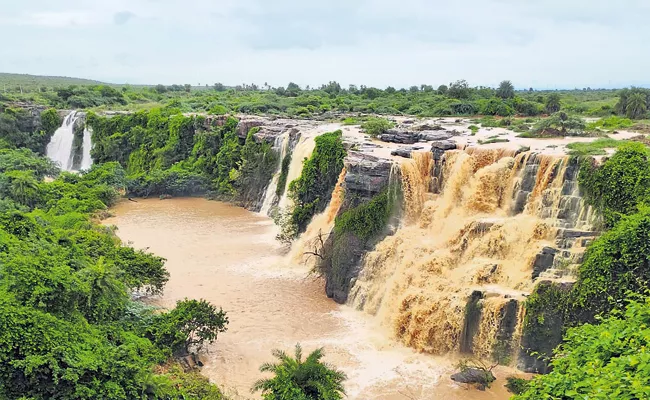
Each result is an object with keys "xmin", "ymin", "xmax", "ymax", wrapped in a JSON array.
[{"xmin": 1, "ymin": 0, "xmax": 649, "ymax": 89}]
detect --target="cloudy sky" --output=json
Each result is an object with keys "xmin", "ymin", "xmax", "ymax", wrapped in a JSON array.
[{"xmin": 1, "ymin": 0, "xmax": 648, "ymax": 89}]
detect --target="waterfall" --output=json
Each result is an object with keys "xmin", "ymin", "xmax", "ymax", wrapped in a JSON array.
[
  {"xmin": 46, "ymin": 111, "xmax": 78, "ymax": 171},
  {"xmin": 277, "ymin": 134, "xmax": 317, "ymax": 210},
  {"xmin": 260, "ymin": 132, "xmax": 290, "ymax": 216},
  {"xmin": 80, "ymin": 127, "xmax": 93, "ymax": 170},
  {"xmin": 346, "ymin": 148, "xmax": 598, "ymax": 363},
  {"xmin": 46, "ymin": 111, "xmax": 93, "ymax": 172}
]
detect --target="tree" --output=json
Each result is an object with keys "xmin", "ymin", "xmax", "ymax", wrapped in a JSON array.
[
  {"xmin": 545, "ymin": 93, "xmax": 561, "ymax": 113},
  {"xmin": 496, "ymin": 80, "xmax": 515, "ymax": 99},
  {"xmin": 532, "ymin": 112, "xmax": 585, "ymax": 136},
  {"xmin": 514, "ymin": 298, "xmax": 650, "ymax": 400},
  {"xmin": 626, "ymin": 92, "xmax": 647, "ymax": 119},
  {"xmin": 252, "ymin": 344, "xmax": 347, "ymax": 400},
  {"xmin": 6, "ymin": 170, "xmax": 39, "ymax": 207},
  {"xmin": 447, "ymin": 80, "xmax": 470, "ymax": 99},
  {"xmin": 360, "ymin": 117, "xmax": 394, "ymax": 137},
  {"xmin": 169, "ymin": 299, "xmax": 228, "ymax": 354},
  {"xmin": 213, "ymin": 83, "xmax": 226, "ymax": 91},
  {"xmin": 437, "ymin": 84, "xmax": 448, "ymax": 95}
]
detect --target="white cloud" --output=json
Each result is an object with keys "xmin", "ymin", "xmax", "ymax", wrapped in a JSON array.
[{"xmin": 0, "ymin": 0, "xmax": 648, "ymax": 88}]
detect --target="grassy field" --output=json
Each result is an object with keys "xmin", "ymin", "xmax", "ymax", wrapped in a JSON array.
[{"xmin": 0, "ymin": 73, "xmax": 106, "ymax": 92}]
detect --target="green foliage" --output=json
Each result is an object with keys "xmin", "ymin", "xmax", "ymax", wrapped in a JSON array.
[
  {"xmin": 532, "ymin": 112, "xmax": 586, "ymax": 136},
  {"xmin": 0, "ymin": 136, "xmax": 224, "ymax": 397},
  {"xmin": 566, "ymin": 137, "xmax": 629, "ymax": 156},
  {"xmin": 570, "ymin": 208, "xmax": 650, "ymax": 322},
  {"xmin": 515, "ymin": 298, "xmax": 650, "ymax": 400},
  {"xmin": 276, "ymin": 151, "xmax": 292, "ymax": 197},
  {"xmin": 147, "ymin": 299, "xmax": 228, "ymax": 356},
  {"xmin": 335, "ymin": 191, "xmax": 392, "ymax": 240},
  {"xmin": 586, "ymin": 115, "xmax": 634, "ymax": 131},
  {"xmin": 578, "ymin": 142, "xmax": 650, "ymax": 224},
  {"xmin": 286, "ymin": 131, "xmax": 346, "ymax": 236},
  {"xmin": 360, "ymin": 117, "xmax": 394, "ymax": 137},
  {"xmin": 89, "ymin": 110, "xmax": 279, "ymax": 201},
  {"xmin": 520, "ymin": 282, "xmax": 570, "ymax": 373},
  {"xmin": 468, "ymin": 125, "xmax": 479, "ymax": 135},
  {"xmin": 496, "ymin": 80, "xmax": 515, "ymax": 99},
  {"xmin": 505, "ymin": 377, "xmax": 528, "ymax": 395},
  {"xmin": 0, "ymin": 107, "xmax": 59, "ymax": 154},
  {"xmin": 252, "ymin": 344, "xmax": 347, "ymax": 400},
  {"xmin": 545, "ymin": 93, "xmax": 562, "ymax": 113}
]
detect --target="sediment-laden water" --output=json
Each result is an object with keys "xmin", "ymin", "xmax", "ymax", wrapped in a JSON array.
[{"xmin": 106, "ymin": 198, "xmax": 516, "ymax": 400}]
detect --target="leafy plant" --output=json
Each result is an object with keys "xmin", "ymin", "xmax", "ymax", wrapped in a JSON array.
[
  {"xmin": 252, "ymin": 344, "xmax": 347, "ymax": 400},
  {"xmin": 360, "ymin": 117, "xmax": 394, "ymax": 137}
]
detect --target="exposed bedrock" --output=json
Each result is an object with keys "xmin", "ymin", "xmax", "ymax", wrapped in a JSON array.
[{"xmin": 322, "ymin": 151, "xmax": 395, "ymax": 304}]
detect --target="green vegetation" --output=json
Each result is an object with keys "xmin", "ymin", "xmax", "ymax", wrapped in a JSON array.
[
  {"xmin": 505, "ymin": 377, "xmax": 528, "ymax": 395},
  {"xmin": 360, "ymin": 117, "xmax": 394, "ymax": 137},
  {"xmin": 276, "ymin": 151, "xmax": 292, "ymax": 198},
  {"xmin": 0, "ymin": 73, "xmax": 628, "ymax": 120},
  {"xmin": 0, "ymin": 106, "xmax": 61, "ymax": 154},
  {"xmin": 586, "ymin": 115, "xmax": 635, "ymax": 131},
  {"xmin": 252, "ymin": 344, "xmax": 347, "ymax": 400},
  {"xmin": 334, "ymin": 191, "xmax": 393, "ymax": 240},
  {"xmin": 468, "ymin": 125, "xmax": 479, "ymax": 135},
  {"xmin": 616, "ymin": 88, "xmax": 650, "ymax": 119},
  {"xmin": 0, "ymin": 144, "xmax": 226, "ymax": 398},
  {"xmin": 88, "ymin": 109, "xmax": 277, "ymax": 203},
  {"xmin": 514, "ymin": 298, "xmax": 650, "ymax": 400},
  {"xmin": 531, "ymin": 112, "xmax": 586, "ymax": 136},
  {"xmin": 566, "ymin": 137, "xmax": 628, "ymax": 156},
  {"xmin": 283, "ymin": 131, "xmax": 346, "ymax": 237},
  {"xmin": 578, "ymin": 142, "xmax": 650, "ymax": 225}
]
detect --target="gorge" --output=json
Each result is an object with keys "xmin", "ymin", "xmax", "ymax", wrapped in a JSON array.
[
  {"xmin": 75, "ymin": 109, "xmax": 618, "ymax": 397},
  {"xmin": 14, "ymin": 101, "xmax": 646, "ymax": 399}
]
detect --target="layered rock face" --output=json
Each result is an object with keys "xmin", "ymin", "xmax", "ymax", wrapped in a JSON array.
[{"xmin": 323, "ymin": 152, "xmax": 395, "ymax": 303}]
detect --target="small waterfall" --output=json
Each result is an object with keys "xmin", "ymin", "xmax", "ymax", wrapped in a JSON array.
[
  {"xmin": 288, "ymin": 168, "xmax": 346, "ymax": 268},
  {"xmin": 46, "ymin": 111, "xmax": 78, "ymax": 171},
  {"xmin": 260, "ymin": 132, "xmax": 290, "ymax": 216},
  {"xmin": 80, "ymin": 127, "xmax": 93, "ymax": 170},
  {"xmin": 277, "ymin": 133, "xmax": 318, "ymax": 210},
  {"xmin": 45, "ymin": 111, "xmax": 92, "ymax": 172},
  {"xmin": 347, "ymin": 148, "xmax": 598, "ymax": 363}
]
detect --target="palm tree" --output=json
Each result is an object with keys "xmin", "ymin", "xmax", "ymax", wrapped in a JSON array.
[
  {"xmin": 252, "ymin": 344, "xmax": 347, "ymax": 400},
  {"xmin": 545, "ymin": 93, "xmax": 561, "ymax": 114},
  {"xmin": 496, "ymin": 80, "xmax": 515, "ymax": 99},
  {"xmin": 626, "ymin": 92, "xmax": 647, "ymax": 119},
  {"xmin": 7, "ymin": 170, "xmax": 39, "ymax": 207}
]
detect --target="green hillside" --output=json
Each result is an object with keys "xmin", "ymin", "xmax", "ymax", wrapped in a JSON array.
[{"xmin": 0, "ymin": 72, "xmax": 106, "ymax": 91}]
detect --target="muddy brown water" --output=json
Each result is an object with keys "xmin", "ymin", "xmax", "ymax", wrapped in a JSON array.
[{"xmin": 105, "ymin": 198, "xmax": 518, "ymax": 399}]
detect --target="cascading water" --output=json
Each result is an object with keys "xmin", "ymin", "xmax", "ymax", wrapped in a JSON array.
[
  {"xmin": 46, "ymin": 111, "xmax": 78, "ymax": 171},
  {"xmin": 277, "ymin": 134, "xmax": 317, "ymax": 210},
  {"xmin": 46, "ymin": 111, "xmax": 93, "ymax": 172},
  {"xmin": 347, "ymin": 148, "xmax": 597, "ymax": 364},
  {"xmin": 260, "ymin": 132, "xmax": 290, "ymax": 216},
  {"xmin": 80, "ymin": 127, "xmax": 93, "ymax": 170}
]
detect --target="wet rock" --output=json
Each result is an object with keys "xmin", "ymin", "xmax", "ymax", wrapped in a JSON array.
[
  {"xmin": 344, "ymin": 152, "xmax": 393, "ymax": 199},
  {"xmin": 431, "ymin": 140, "xmax": 458, "ymax": 160},
  {"xmin": 419, "ymin": 131, "xmax": 453, "ymax": 142},
  {"xmin": 532, "ymin": 247, "xmax": 559, "ymax": 279},
  {"xmin": 379, "ymin": 129, "xmax": 419, "ymax": 144},
  {"xmin": 391, "ymin": 148, "xmax": 413, "ymax": 158},
  {"xmin": 413, "ymin": 123, "xmax": 445, "ymax": 131},
  {"xmin": 451, "ymin": 368, "xmax": 496, "ymax": 386}
]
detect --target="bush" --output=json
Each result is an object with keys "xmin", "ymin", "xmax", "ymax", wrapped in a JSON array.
[{"xmin": 361, "ymin": 117, "xmax": 394, "ymax": 137}]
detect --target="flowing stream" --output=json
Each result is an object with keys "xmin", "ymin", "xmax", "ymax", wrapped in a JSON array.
[{"xmin": 106, "ymin": 198, "xmax": 516, "ymax": 400}]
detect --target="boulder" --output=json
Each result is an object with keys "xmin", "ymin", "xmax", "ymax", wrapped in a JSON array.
[
  {"xmin": 236, "ymin": 118, "xmax": 266, "ymax": 138},
  {"xmin": 532, "ymin": 247, "xmax": 559, "ymax": 279},
  {"xmin": 379, "ymin": 129, "xmax": 419, "ymax": 144},
  {"xmin": 419, "ymin": 131, "xmax": 453, "ymax": 142},
  {"xmin": 451, "ymin": 368, "xmax": 496, "ymax": 386},
  {"xmin": 344, "ymin": 152, "xmax": 393, "ymax": 199}
]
